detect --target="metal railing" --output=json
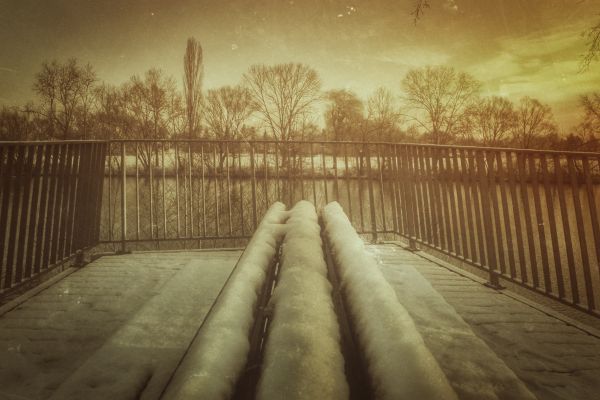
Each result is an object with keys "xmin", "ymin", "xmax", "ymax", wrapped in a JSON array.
[
  {"xmin": 100, "ymin": 140, "xmax": 397, "ymax": 249},
  {"xmin": 392, "ymin": 144, "xmax": 600, "ymax": 317},
  {"xmin": 103, "ymin": 139, "xmax": 600, "ymax": 317},
  {"xmin": 0, "ymin": 141, "xmax": 107, "ymax": 297},
  {"xmin": 2, "ymin": 139, "xmax": 599, "ymax": 318}
]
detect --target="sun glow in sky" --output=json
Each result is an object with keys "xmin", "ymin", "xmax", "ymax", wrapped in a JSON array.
[{"xmin": 0, "ymin": 0, "xmax": 599, "ymax": 131}]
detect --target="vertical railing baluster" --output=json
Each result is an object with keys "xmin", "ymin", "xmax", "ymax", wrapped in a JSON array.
[
  {"xmin": 214, "ymin": 144, "xmax": 220, "ymax": 238},
  {"xmin": 541, "ymin": 154, "xmax": 564, "ymax": 298},
  {"xmin": 275, "ymin": 142, "xmax": 281, "ymax": 202},
  {"xmin": 506, "ymin": 152, "xmax": 526, "ymax": 282},
  {"xmin": 497, "ymin": 151, "xmax": 516, "ymax": 279},
  {"xmin": 310, "ymin": 142, "xmax": 317, "ymax": 205},
  {"xmin": 583, "ymin": 156, "xmax": 600, "ymax": 279},
  {"xmin": 120, "ymin": 142, "xmax": 127, "ymax": 252},
  {"xmin": 476, "ymin": 150, "xmax": 500, "ymax": 287},
  {"xmin": 568, "ymin": 155, "xmax": 595, "ymax": 310},
  {"xmin": 344, "ymin": 143, "xmax": 353, "ymax": 225},
  {"xmin": 135, "ymin": 144, "xmax": 140, "ymax": 240},
  {"xmin": 263, "ymin": 141, "xmax": 269, "ymax": 211},
  {"xmin": 227, "ymin": 143, "xmax": 233, "ymax": 236},
  {"xmin": 25, "ymin": 144, "xmax": 46, "ymax": 278},
  {"xmin": 322, "ymin": 143, "xmax": 329, "ymax": 206},
  {"xmin": 175, "ymin": 142, "xmax": 181, "ymax": 237},
  {"xmin": 412, "ymin": 146, "xmax": 426, "ymax": 242},
  {"xmin": 238, "ymin": 145, "xmax": 245, "ymax": 236},
  {"xmin": 554, "ymin": 154, "xmax": 578, "ymax": 303},
  {"xmin": 517, "ymin": 152, "xmax": 538, "ymax": 287},
  {"xmin": 417, "ymin": 147, "xmax": 433, "ymax": 246},
  {"xmin": 389, "ymin": 144, "xmax": 398, "ymax": 236},
  {"xmin": 42, "ymin": 145, "xmax": 61, "ymax": 269},
  {"xmin": 458, "ymin": 148, "xmax": 476, "ymax": 262},
  {"xmin": 529, "ymin": 153, "xmax": 551, "ymax": 292},
  {"xmin": 365, "ymin": 143, "xmax": 377, "ymax": 242},
  {"xmin": 189, "ymin": 143, "xmax": 194, "ymax": 238},
  {"xmin": 488, "ymin": 150, "xmax": 506, "ymax": 275},
  {"xmin": 445, "ymin": 148, "xmax": 460, "ymax": 256},
  {"xmin": 149, "ymin": 143, "xmax": 155, "ymax": 241},
  {"xmin": 160, "ymin": 142, "xmax": 165, "ymax": 239},
  {"xmin": 183, "ymin": 144, "xmax": 189, "ymax": 238},
  {"xmin": 469, "ymin": 149, "xmax": 486, "ymax": 267},
  {"xmin": 0, "ymin": 145, "xmax": 15, "ymax": 287},
  {"xmin": 93, "ymin": 143, "xmax": 108, "ymax": 245},
  {"xmin": 58, "ymin": 144, "xmax": 76, "ymax": 260},
  {"xmin": 356, "ymin": 144, "xmax": 365, "ymax": 232},
  {"xmin": 299, "ymin": 142, "xmax": 305, "ymax": 200},
  {"xmin": 429, "ymin": 147, "xmax": 443, "ymax": 250},
  {"xmin": 49, "ymin": 145, "xmax": 64, "ymax": 264},
  {"xmin": 14, "ymin": 145, "xmax": 35, "ymax": 284},
  {"xmin": 250, "ymin": 143, "xmax": 258, "ymax": 231},
  {"xmin": 451, "ymin": 148, "xmax": 468, "ymax": 260},
  {"xmin": 439, "ymin": 148, "xmax": 452, "ymax": 252},
  {"xmin": 377, "ymin": 144, "xmax": 387, "ymax": 234},
  {"xmin": 201, "ymin": 144, "xmax": 206, "ymax": 237},
  {"xmin": 333, "ymin": 143, "xmax": 340, "ymax": 201}
]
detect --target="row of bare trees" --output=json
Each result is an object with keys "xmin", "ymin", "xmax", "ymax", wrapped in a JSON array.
[
  {"xmin": 324, "ymin": 65, "xmax": 599, "ymax": 151},
  {"xmin": 0, "ymin": 38, "xmax": 598, "ymax": 151}
]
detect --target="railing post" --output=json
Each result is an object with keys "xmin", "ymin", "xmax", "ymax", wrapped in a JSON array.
[
  {"xmin": 403, "ymin": 146, "xmax": 418, "ymax": 251},
  {"xmin": 120, "ymin": 141, "xmax": 127, "ymax": 253},
  {"xmin": 250, "ymin": 143, "xmax": 258, "ymax": 231},
  {"xmin": 365, "ymin": 143, "xmax": 378, "ymax": 243},
  {"xmin": 476, "ymin": 150, "xmax": 502, "ymax": 289}
]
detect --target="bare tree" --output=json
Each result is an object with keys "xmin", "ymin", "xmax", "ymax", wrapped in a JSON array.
[
  {"xmin": 402, "ymin": 65, "xmax": 480, "ymax": 144},
  {"xmin": 324, "ymin": 89, "xmax": 363, "ymax": 141},
  {"xmin": 511, "ymin": 96, "xmax": 557, "ymax": 149},
  {"xmin": 243, "ymin": 63, "xmax": 321, "ymax": 141},
  {"xmin": 33, "ymin": 59, "xmax": 97, "ymax": 139},
  {"xmin": 125, "ymin": 68, "xmax": 182, "ymax": 140},
  {"xmin": 580, "ymin": 92, "xmax": 600, "ymax": 128},
  {"xmin": 183, "ymin": 37, "xmax": 204, "ymax": 138},
  {"xmin": 204, "ymin": 85, "xmax": 255, "ymax": 170},
  {"xmin": 91, "ymin": 83, "xmax": 133, "ymax": 140},
  {"xmin": 565, "ymin": 93, "xmax": 600, "ymax": 151},
  {"xmin": 464, "ymin": 96, "xmax": 516, "ymax": 146},
  {"xmin": 122, "ymin": 69, "xmax": 184, "ymax": 169},
  {"xmin": 0, "ymin": 106, "xmax": 36, "ymax": 140},
  {"xmin": 365, "ymin": 87, "xmax": 402, "ymax": 142},
  {"xmin": 204, "ymin": 85, "xmax": 254, "ymax": 140}
]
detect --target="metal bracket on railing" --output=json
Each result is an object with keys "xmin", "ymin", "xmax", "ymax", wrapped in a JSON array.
[
  {"xmin": 73, "ymin": 250, "xmax": 86, "ymax": 268},
  {"xmin": 406, "ymin": 238, "xmax": 418, "ymax": 252},
  {"xmin": 484, "ymin": 270, "xmax": 505, "ymax": 290}
]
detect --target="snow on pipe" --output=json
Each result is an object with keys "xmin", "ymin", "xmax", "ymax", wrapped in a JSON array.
[
  {"xmin": 322, "ymin": 201, "xmax": 459, "ymax": 400},
  {"xmin": 161, "ymin": 202, "xmax": 288, "ymax": 400},
  {"xmin": 256, "ymin": 201, "xmax": 349, "ymax": 400}
]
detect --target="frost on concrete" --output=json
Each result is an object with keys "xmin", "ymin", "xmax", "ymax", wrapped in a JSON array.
[
  {"xmin": 161, "ymin": 202, "xmax": 288, "ymax": 400},
  {"xmin": 46, "ymin": 253, "xmax": 240, "ymax": 400},
  {"xmin": 257, "ymin": 201, "xmax": 349, "ymax": 400},
  {"xmin": 322, "ymin": 201, "xmax": 458, "ymax": 400},
  {"xmin": 372, "ymin": 245, "xmax": 538, "ymax": 400}
]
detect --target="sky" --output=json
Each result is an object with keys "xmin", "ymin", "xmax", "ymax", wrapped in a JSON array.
[{"xmin": 0, "ymin": 0, "xmax": 599, "ymax": 131}]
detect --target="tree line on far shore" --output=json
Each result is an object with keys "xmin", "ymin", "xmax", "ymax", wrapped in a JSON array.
[{"xmin": 0, "ymin": 37, "xmax": 598, "ymax": 152}]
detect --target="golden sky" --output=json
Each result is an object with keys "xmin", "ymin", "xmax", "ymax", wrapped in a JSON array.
[{"xmin": 1, "ymin": 0, "xmax": 599, "ymax": 131}]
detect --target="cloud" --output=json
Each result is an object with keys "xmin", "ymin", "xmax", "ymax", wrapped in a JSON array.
[{"xmin": 449, "ymin": 19, "xmax": 599, "ymax": 129}]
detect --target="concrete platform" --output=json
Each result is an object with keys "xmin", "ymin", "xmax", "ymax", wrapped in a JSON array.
[
  {"xmin": 371, "ymin": 244, "xmax": 600, "ymax": 400},
  {"xmin": 0, "ymin": 245, "xmax": 599, "ymax": 399},
  {"xmin": 0, "ymin": 250, "xmax": 241, "ymax": 400}
]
